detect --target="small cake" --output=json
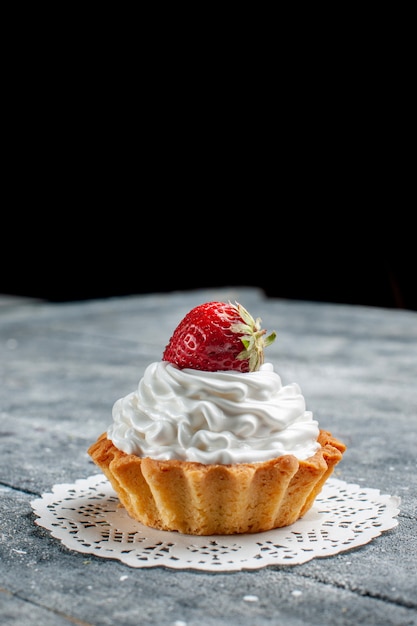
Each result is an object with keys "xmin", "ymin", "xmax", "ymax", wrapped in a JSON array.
[{"xmin": 88, "ymin": 301, "xmax": 346, "ymax": 535}]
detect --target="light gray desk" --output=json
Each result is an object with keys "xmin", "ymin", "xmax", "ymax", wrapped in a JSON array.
[{"xmin": 1, "ymin": 287, "xmax": 416, "ymax": 626}]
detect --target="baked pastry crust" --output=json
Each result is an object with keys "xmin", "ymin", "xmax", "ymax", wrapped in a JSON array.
[{"xmin": 88, "ymin": 430, "xmax": 346, "ymax": 535}]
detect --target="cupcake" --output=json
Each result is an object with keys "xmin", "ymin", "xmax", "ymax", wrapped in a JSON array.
[{"xmin": 88, "ymin": 301, "xmax": 346, "ymax": 535}]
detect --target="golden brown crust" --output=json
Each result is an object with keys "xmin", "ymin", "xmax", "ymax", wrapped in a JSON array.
[{"xmin": 88, "ymin": 429, "xmax": 346, "ymax": 535}]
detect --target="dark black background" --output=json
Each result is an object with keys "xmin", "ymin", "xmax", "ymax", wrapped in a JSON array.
[
  {"xmin": 4, "ymin": 28, "xmax": 414, "ymax": 311},
  {"xmin": 2, "ymin": 218, "xmax": 415, "ymax": 311},
  {"xmin": 3, "ymin": 102, "xmax": 414, "ymax": 312}
]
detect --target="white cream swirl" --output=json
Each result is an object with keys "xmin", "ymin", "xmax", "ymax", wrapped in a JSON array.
[{"xmin": 108, "ymin": 362, "xmax": 320, "ymax": 464}]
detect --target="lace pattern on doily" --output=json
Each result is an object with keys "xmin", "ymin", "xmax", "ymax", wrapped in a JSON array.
[{"xmin": 31, "ymin": 475, "xmax": 400, "ymax": 572}]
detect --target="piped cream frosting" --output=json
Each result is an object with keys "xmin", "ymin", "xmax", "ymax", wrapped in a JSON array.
[{"xmin": 107, "ymin": 362, "xmax": 320, "ymax": 464}]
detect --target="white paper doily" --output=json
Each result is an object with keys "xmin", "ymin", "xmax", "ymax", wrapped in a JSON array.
[{"xmin": 31, "ymin": 474, "xmax": 400, "ymax": 572}]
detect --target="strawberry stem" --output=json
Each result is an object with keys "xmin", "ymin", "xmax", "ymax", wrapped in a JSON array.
[{"xmin": 230, "ymin": 302, "xmax": 276, "ymax": 372}]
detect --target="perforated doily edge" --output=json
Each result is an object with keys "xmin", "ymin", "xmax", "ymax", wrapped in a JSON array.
[{"xmin": 31, "ymin": 475, "xmax": 401, "ymax": 572}]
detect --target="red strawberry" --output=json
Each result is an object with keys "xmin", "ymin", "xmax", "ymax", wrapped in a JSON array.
[{"xmin": 162, "ymin": 301, "xmax": 276, "ymax": 373}]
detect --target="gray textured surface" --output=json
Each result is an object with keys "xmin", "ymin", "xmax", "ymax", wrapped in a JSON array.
[{"xmin": 0, "ymin": 287, "xmax": 416, "ymax": 626}]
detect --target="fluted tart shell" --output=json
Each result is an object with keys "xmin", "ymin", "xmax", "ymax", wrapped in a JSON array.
[{"xmin": 88, "ymin": 430, "xmax": 346, "ymax": 536}]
